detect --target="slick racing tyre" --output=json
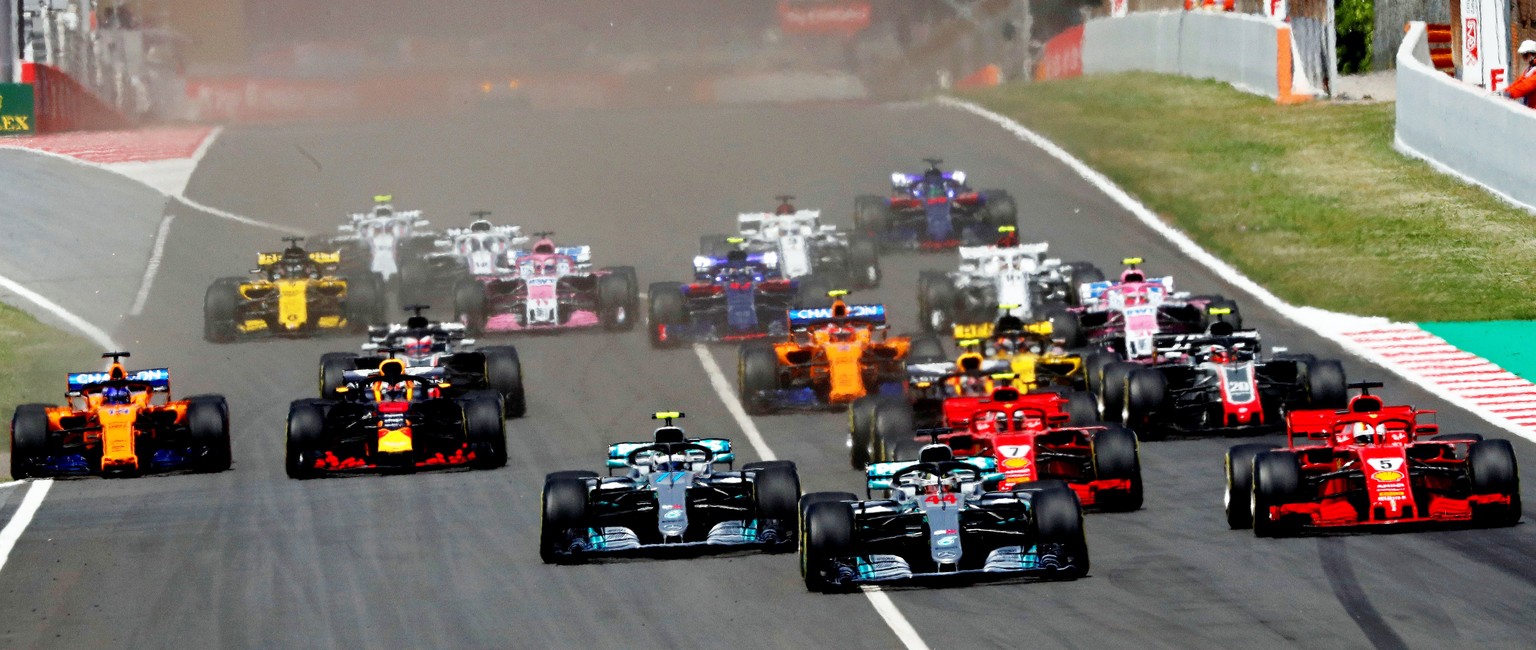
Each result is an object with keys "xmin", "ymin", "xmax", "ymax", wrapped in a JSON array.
[
  {"xmin": 1066, "ymin": 263, "xmax": 1105, "ymax": 305},
  {"xmin": 319, "ymin": 352, "xmax": 358, "ymax": 400},
  {"xmin": 464, "ymin": 391, "xmax": 508, "ymax": 470},
  {"xmin": 1224, "ymin": 443, "xmax": 1275, "ymax": 529},
  {"xmin": 981, "ymin": 189, "xmax": 1018, "ymax": 229},
  {"xmin": 482, "ymin": 346, "xmax": 526, "ymax": 418},
  {"xmin": 852, "ymin": 195, "xmax": 889, "ymax": 241},
  {"xmin": 848, "ymin": 236, "xmax": 881, "ymax": 289},
  {"xmin": 346, "ymin": 275, "xmax": 386, "ymax": 331},
  {"xmin": 738, "ymin": 344, "xmax": 781, "ymax": 415},
  {"xmin": 848, "ymin": 396, "xmax": 882, "ymax": 469},
  {"xmin": 1083, "ymin": 351, "xmax": 1118, "ymax": 396},
  {"xmin": 871, "ymin": 399, "xmax": 915, "ymax": 463},
  {"xmin": 1304, "ymin": 359, "xmax": 1347, "ymax": 410},
  {"xmin": 1064, "ymin": 391, "xmax": 1098, "ymax": 427},
  {"xmin": 1097, "ymin": 362, "xmax": 1136, "ymax": 423},
  {"xmin": 1251, "ymin": 451, "xmax": 1302, "ymax": 538},
  {"xmin": 647, "ymin": 282, "xmax": 686, "ymax": 348},
  {"xmin": 1091, "ymin": 424, "xmax": 1142, "ymax": 512},
  {"xmin": 541, "ymin": 477, "xmax": 590, "ymax": 565},
  {"xmin": 203, "ymin": 277, "xmax": 243, "ymax": 343},
  {"xmin": 285, "ymin": 400, "xmax": 327, "ymax": 480},
  {"xmin": 544, "ymin": 470, "xmax": 598, "ymax": 482},
  {"xmin": 802, "ymin": 500, "xmax": 855, "ymax": 593},
  {"xmin": 1044, "ymin": 306, "xmax": 1084, "ymax": 348},
  {"xmin": 1125, "ymin": 369, "xmax": 1167, "ymax": 433},
  {"xmin": 9, "ymin": 403, "xmax": 51, "ymax": 479},
  {"xmin": 798, "ymin": 492, "xmax": 858, "ymax": 521},
  {"xmin": 597, "ymin": 272, "xmax": 635, "ymax": 331},
  {"xmin": 186, "ymin": 394, "xmax": 232, "ymax": 473},
  {"xmin": 1468, "ymin": 439, "xmax": 1521, "ymax": 527},
  {"xmin": 753, "ymin": 465, "xmax": 802, "ymax": 551},
  {"xmin": 1027, "ymin": 483, "xmax": 1089, "ymax": 579},
  {"xmin": 454, "ymin": 281, "xmax": 488, "ymax": 336},
  {"xmin": 917, "ymin": 271, "xmax": 955, "ymax": 334}
]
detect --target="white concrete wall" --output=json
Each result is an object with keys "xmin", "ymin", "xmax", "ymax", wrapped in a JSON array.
[
  {"xmin": 1081, "ymin": 11, "xmax": 1298, "ymax": 100},
  {"xmin": 1395, "ymin": 22, "xmax": 1536, "ymax": 211}
]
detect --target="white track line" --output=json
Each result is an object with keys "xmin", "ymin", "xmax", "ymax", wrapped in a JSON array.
[
  {"xmin": 690, "ymin": 343, "xmax": 927, "ymax": 650},
  {"xmin": 129, "ymin": 214, "xmax": 176, "ymax": 315},
  {"xmin": 0, "ymin": 479, "xmax": 53, "ymax": 575},
  {"xmin": 938, "ymin": 95, "xmax": 1536, "ymax": 445},
  {"xmin": 173, "ymin": 194, "xmax": 305, "ymax": 234},
  {"xmin": 692, "ymin": 344, "xmax": 777, "ymax": 461},
  {"xmin": 0, "ymin": 480, "xmax": 24, "ymax": 490},
  {"xmin": 0, "ymin": 270, "xmax": 118, "ymax": 349}
]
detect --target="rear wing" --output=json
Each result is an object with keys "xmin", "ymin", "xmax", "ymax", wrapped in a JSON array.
[
  {"xmin": 952, "ymin": 320, "xmax": 1053, "ymax": 341},
  {"xmin": 1078, "ymin": 277, "xmax": 1174, "ymax": 303},
  {"xmin": 737, "ymin": 210, "xmax": 822, "ymax": 234},
  {"xmin": 1154, "ymin": 330, "xmax": 1262, "ymax": 356},
  {"xmin": 605, "ymin": 438, "xmax": 734, "ymax": 468},
  {"xmin": 693, "ymin": 251, "xmax": 779, "ymax": 274},
  {"xmin": 67, "ymin": 368, "xmax": 169, "ymax": 396},
  {"xmin": 866, "ymin": 457, "xmax": 996, "ymax": 491},
  {"xmin": 788, "ymin": 304, "xmax": 886, "ymax": 329},
  {"xmin": 340, "ymin": 366, "xmax": 444, "ymax": 384},
  {"xmin": 958, "ymin": 242, "xmax": 1048, "ymax": 262}
]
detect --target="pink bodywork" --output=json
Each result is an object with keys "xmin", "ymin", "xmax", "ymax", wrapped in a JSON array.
[{"xmin": 485, "ymin": 238, "xmax": 600, "ymax": 331}]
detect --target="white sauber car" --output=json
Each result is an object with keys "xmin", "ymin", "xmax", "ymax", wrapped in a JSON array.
[
  {"xmin": 916, "ymin": 233, "xmax": 1104, "ymax": 335},
  {"xmin": 701, "ymin": 197, "xmax": 880, "ymax": 292}
]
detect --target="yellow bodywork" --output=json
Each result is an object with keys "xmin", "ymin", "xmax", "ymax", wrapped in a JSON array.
[{"xmin": 377, "ymin": 429, "xmax": 413, "ymax": 453}]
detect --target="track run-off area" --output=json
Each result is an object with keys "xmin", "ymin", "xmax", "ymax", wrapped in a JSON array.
[{"xmin": 0, "ymin": 101, "xmax": 1533, "ymax": 648}]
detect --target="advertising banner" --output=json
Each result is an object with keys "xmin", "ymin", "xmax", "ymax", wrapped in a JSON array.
[
  {"xmin": 0, "ymin": 83, "xmax": 35, "ymax": 134},
  {"xmin": 1034, "ymin": 25, "xmax": 1084, "ymax": 81},
  {"xmin": 778, "ymin": 1, "xmax": 872, "ymax": 36}
]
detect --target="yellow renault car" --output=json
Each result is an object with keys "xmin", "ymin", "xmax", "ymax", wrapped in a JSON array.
[{"xmin": 203, "ymin": 237, "xmax": 384, "ymax": 342}]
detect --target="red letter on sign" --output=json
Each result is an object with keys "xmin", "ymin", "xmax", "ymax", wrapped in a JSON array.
[{"xmin": 1491, "ymin": 68, "xmax": 1507, "ymax": 92}]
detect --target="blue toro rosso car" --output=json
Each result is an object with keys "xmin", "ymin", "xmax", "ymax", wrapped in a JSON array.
[
  {"xmin": 799, "ymin": 443, "xmax": 1088, "ymax": 592},
  {"xmin": 647, "ymin": 249, "xmax": 828, "ymax": 347},
  {"xmin": 539, "ymin": 412, "xmax": 802, "ymax": 563},
  {"xmin": 853, "ymin": 158, "xmax": 1018, "ymax": 250}
]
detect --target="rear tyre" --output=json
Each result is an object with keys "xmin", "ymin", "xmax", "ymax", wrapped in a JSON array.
[
  {"xmin": 203, "ymin": 278, "xmax": 242, "ymax": 343},
  {"xmin": 186, "ymin": 395, "xmax": 232, "ymax": 473},
  {"xmin": 1083, "ymin": 350, "xmax": 1118, "ymax": 395},
  {"xmin": 345, "ymin": 275, "xmax": 385, "ymax": 331},
  {"xmin": 1305, "ymin": 359, "xmax": 1348, "ymax": 409},
  {"xmin": 319, "ymin": 352, "xmax": 358, "ymax": 400},
  {"xmin": 982, "ymin": 189, "xmax": 1017, "ymax": 229},
  {"xmin": 802, "ymin": 501, "xmax": 856, "ymax": 592},
  {"xmin": 541, "ymin": 478, "xmax": 590, "ymax": 564},
  {"xmin": 1091, "ymin": 424, "xmax": 1142, "ymax": 512},
  {"xmin": 1468, "ymin": 439, "xmax": 1521, "ymax": 527},
  {"xmin": 848, "ymin": 237, "xmax": 881, "ymax": 289},
  {"xmin": 1030, "ymin": 484, "xmax": 1089, "ymax": 579},
  {"xmin": 918, "ymin": 272, "xmax": 956, "ymax": 334},
  {"xmin": 848, "ymin": 395, "xmax": 881, "ymax": 469},
  {"xmin": 908, "ymin": 335, "xmax": 947, "ymax": 364},
  {"xmin": 10, "ymin": 404, "xmax": 51, "ymax": 479},
  {"xmin": 1126, "ymin": 368, "xmax": 1167, "ymax": 429},
  {"xmin": 1064, "ymin": 391, "xmax": 1098, "ymax": 427},
  {"xmin": 1204, "ymin": 298, "xmax": 1243, "ymax": 329},
  {"xmin": 738, "ymin": 344, "xmax": 781, "ymax": 415},
  {"xmin": 544, "ymin": 470, "xmax": 598, "ymax": 482},
  {"xmin": 1224, "ymin": 443, "xmax": 1274, "ymax": 529},
  {"xmin": 453, "ymin": 280, "xmax": 488, "ymax": 336},
  {"xmin": 1098, "ymin": 362, "xmax": 1136, "ymax": 423},
  {"xmin": 1067, "ymin": 265, "xmax": 1105, "ymax": 305},
  {"xmin": 1045, "ymin": 306, "xmax": 1084, "ymax": 348},
  {"xmin": 464, "ymin": 391, "xmax": 508, "ymax": 469},
  {"xmin": 647, "ymin": 282, "xmax": 687, "ymax": 348},
  {"xmin": 872, "ymin": 399, "xmax": 915, "ymax": 463},
  {"xmin": 1252, "ymin": 451, "xmax": 1302, "ymax": 538},
  {"xmin": 284, "ymin": 401, "xmax": 327, "ymax": 480},
  {"xmin": 482, "ymin": 345, "xmax": 526, "ymax": 418}
]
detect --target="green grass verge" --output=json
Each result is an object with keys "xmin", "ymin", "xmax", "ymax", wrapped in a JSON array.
[
  {"xmin": 963, "ymin": 74, "xmax": 1536, "ymax": 322},
  {"xmin": 0, "ymin": 302, "xmax": 97, "ymax": 480}
]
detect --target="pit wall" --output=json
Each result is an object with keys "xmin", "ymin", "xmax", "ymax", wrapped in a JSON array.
[
  {"xmin": 1394, "ymin": 22, "xmax": 1536, "ymax": 212},
  {"xmin": 1038, "ymin": 11, "xmax": 1316, "ymax": 103}
]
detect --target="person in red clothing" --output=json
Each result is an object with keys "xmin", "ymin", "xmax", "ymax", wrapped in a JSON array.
[{"xmin": 1502, "ymin": 40, "xmax": 1536, "ymax": 107}]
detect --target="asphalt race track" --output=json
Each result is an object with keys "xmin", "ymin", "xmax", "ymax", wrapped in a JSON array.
[{"xmin": 1, "ymin": 102, "xmax": 1534, "ymax": 649}]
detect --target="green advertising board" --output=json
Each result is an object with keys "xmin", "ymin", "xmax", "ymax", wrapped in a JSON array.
[{"xmin": 0, "ymin": 84, "xmax": 34, "ymax": 135}]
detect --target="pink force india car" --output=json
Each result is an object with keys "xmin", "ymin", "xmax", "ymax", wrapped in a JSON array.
[
  {"xmin": 1049, "ymin": 257, "xmax": 1241, "ymax": 361},
  {"xmin": 453, "ymin": 234, "xmax": 638, "ymax": 335}
]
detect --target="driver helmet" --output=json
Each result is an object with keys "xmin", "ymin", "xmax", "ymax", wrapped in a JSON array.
[
  {"xmin": 996, "ymin": 231, "xmax": 1019, "ymax": 248},
  {"xmin": 282, "ymin": 258, "xmax": 309, "ymax": 278},
  {"xmin": 1209, "ymin": 345, "xmax": 1233, "ymax": 364},
  {"xmin": 774, "ymin": 201, "xmax": 795, "ymax": 215},
  {"xmin": 404, "ymin": 335, "xmax": 433, "ymax": 358},
  {"xmin": 372, "ymin": 205, "xmax": 393, "ymax": 219},
  {"xmin": 830, "ymin": 325, "xmax": 856, "ymax": 343},
  {"xmin": 1121, "ymin": 269, "xmax": 1146, "ymax": 284},
  {"xmin": 102, "ymin": 386, "xmax": 132, "ymax": 405},
  {"xmin": 533, "ymin": 240, "xmax": 556, "ymax": 255},
  {"xmin": 994, "ymin": 336, "xmax": 1019, "ymax": 355},
  {"xmin": 469, "ymin": 220, "xmax": 492, "ymax": 233},
  {"xmin": 1348, "ymin": 421, "xmax": 1378, "ymax": 445}
]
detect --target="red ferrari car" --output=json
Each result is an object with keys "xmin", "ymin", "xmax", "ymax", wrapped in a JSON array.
[
  {"xmin": 865, "ymin": 380, "xmax": 1143, "ymax": 511},
  {"xmin": 1226, "ymin": 382, "xmax": 1521, "ymax": 536}
]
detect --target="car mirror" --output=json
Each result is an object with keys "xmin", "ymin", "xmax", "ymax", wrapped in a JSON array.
[
  {"xmin": 459, "ymin": 338, "xmax": 476, "ymax": 346},
  {"xmin": 360, "ymin": 343, "xmax": 379, "ymax": 351},
  {"xmin": 337, "ymin": 225, "xmax": 354, "ymax": 233}
]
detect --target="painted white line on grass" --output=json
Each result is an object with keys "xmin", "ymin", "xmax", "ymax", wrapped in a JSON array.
[
  {"xmin": 937, "ymin": 95, "xmax": 1536, "ymax": 445},
  {"xmin": 0, "ymin": 479, "xmax": 53, "ymax": 575},
  {"xmin": 690, "ymin": 343, "xmax": 927, "ymax": 650},
  {"xmin": 130, "ymin": 214, "xmax": 176, "ymax": 316},
  {"xmin": 0, "ymin": 271, "xmax": 118, "ymax": 349},
  {"xmin": 691, "ymin": 344, "xmax": 776, "ymax": 461}
]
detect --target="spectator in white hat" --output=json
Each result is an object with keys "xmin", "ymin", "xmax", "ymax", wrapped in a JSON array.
[{"xmin": 1502, "ymin": 40, "xmax": 1536, "ymax": 107}]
